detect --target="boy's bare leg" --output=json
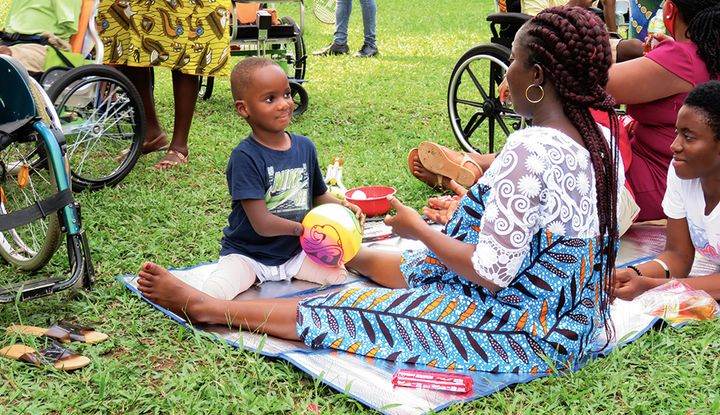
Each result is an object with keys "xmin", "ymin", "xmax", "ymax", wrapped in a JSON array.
[
  {"xmin": 137, "ymin": 262, "xmax": 300, "ymax": 340},
  {"xmin": 345, "ymin": 249, "xmax": 408, "ymax": 288}
]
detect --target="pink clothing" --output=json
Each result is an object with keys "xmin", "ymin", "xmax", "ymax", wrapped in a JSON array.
[{"xmin": 625, "ymin": 40, "xmax": 713, "ymax": 221}]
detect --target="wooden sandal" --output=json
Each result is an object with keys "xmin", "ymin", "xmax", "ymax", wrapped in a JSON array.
[
  {"xmin": 155, "ymin": 149, "xmax": 188, "ymax": 170},
  {"xmin": 7, "ymin": 323, "xmax": 108, "ymax": 344},
  {"xmin": 417, "ymin": 141, "xmax": 483, "ymax": 187},
  {"xmin": 1, "ymin": 342, "xmax": 90, "ymax": 371}
]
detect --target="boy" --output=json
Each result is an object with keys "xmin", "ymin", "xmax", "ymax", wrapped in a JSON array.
[{"xmin": 197, "ymin": 57, "xmax": 363, "ymax": 300}]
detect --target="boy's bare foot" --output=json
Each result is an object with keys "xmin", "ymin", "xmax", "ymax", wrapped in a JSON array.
[{"xmin": 136, "ymin": 262, "xmax": 208, "ymax": 321}]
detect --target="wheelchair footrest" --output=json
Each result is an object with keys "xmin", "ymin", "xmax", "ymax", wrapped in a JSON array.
[
  {"xmin": 233, "ymin": 24, "xmax": 296, "ymax": 40},
  {"xmin": 0, "ymin": 276, "xmax": 65, "ymax": 303}
]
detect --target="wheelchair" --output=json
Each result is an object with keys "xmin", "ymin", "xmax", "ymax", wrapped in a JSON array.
[
  {"xmin": 1, "ymin": 0, "xmax": 146, "ymax": 192},
  {"xmin": 447, "ymin": 2, "xmax": 627, "ymax": 154},
  {"xmin": 198, "ymin": 1, "xmax": 309, "ymax": 116},
  {"xmin": 0, "ymin": 55, "xmax": 94, "ymax": 303}
]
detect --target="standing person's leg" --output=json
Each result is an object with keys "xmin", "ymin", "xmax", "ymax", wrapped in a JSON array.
[
  {"xmin": 156, "ymin": 70, "xmax": 197, "ymax": 170},
  {"xmin": 116, "ymin": 66, "xmax": 169, "ymax": 153},
  {"xmin": 334, "ymin": 0, "xmax": 352, "ymax": 46},
  {"xmin": 603, "ymin": 0, "xmax": 618, "ymax": 33},
  {"xmin": 360, "ymin": 0, "xmax": 376, "ymax": 48}
]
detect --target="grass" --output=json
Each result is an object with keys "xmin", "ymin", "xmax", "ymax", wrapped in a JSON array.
[{"xmin": 1, "ymin": 1, "xmax": 720, "ymax": 414}]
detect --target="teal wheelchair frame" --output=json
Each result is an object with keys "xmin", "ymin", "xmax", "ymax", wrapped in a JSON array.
[{"xmin": 0, "ymin": 55, "xmax": 93, "ymax": 303}]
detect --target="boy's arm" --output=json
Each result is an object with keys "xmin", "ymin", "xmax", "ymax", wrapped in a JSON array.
[
  {"xmin": 241, "ymin": 199, "xmax": 303, "ymax": 237},
  {"xmin": 313, "ymin": 192, "xmax": 365, "ymax": 224}
]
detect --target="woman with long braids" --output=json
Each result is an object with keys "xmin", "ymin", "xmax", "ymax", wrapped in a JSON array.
[
  {"xmin": 136, "ymin": 7, "xmax": 621, "ymax": 373},
  {"xmin": 607, "ymin": 0, "xmax": 720, "ymax": 221}
]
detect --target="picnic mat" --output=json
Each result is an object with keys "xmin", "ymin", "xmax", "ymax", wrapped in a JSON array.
[{"xmin": 119, "ymin": 221, "xmax": 719, "ymax": 415}]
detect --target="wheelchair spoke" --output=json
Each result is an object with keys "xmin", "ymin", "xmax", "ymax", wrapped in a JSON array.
[
  {"xmin": 454, "ymin": 98, "xmax": 485, "ymax": 109},
  {"xmin": 463, "ymin": 112, "xmax": 487, "ymax": 137},
  {"xmin": 465, "ymin": 66, "xmax": 490, "ymax": 102}
]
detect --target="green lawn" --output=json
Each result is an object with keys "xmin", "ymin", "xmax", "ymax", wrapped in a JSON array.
[{"xmin": 2, "ymin": 1, "xmax": 720, "ymax": 414}]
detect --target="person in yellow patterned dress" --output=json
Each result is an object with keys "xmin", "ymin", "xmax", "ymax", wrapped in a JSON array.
[{"xmin": 96, "ymin": 0, "xmax": 231, "ymax": 169}]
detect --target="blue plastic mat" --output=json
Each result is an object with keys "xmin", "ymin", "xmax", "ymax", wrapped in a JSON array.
[{"xmin": 119, "ymin": 223, "xmax": 718, "ymax": 415}]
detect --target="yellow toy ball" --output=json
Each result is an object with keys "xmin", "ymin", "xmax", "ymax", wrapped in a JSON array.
[{"xmin": 300, "ymin": 204, "xmax": 362, "ymax": 267}]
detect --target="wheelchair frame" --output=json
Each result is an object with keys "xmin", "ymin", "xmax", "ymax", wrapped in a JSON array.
[{"xmin": 0, "ymin": 55, "xmax": 94, "ymax": 303}]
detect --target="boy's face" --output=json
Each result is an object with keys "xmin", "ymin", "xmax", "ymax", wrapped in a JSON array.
[{"xmin": 235, "ymin": 65, "xmax": 293, "ymax": 135}]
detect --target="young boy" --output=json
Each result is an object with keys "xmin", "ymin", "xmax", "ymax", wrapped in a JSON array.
[{"xmin": 198, "ymin": 56, "xmax": 363, "ymax": 300}]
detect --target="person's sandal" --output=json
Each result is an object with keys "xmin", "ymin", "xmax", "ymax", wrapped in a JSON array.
[
  {"xmin": 407, "ymin": 147, "xmax": 444, "ymax": 188},
  {"xmin": 0, "ymin": 341, "xmax": 90, "ymax": 371},
  {"xmin": 6, "ymin": 323, "xmax": 109, "ymax": 344},
  {"xmin": 417, "ymin": 142, "xmax": 483, "ymax": 188},
  {"xmin": 155, "ymin": 149, "xmax": 188, "ymax": 170}
]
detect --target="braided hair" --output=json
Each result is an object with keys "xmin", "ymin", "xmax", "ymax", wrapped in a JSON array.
[
  {"xmin": 521, "ymin": 6, "xmax": 619, "ymax": 336},
  {"xmin": 684, "ymin": 80, "xmax": 720, "ymax": 141},
  {"xmin": 673, "ymin": 0, "xmax": 720, "ymax": 78}
]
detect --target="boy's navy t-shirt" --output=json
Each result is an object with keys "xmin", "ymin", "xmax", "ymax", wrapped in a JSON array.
[{"xmin": 220, "ymin": 133, "xmax": 328, "ymax": 265}]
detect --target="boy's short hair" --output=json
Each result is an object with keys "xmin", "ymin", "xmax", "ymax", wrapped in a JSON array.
[
  {"xmin": 230, "ymin": 57, "xmax": 281, "ymax": 101},
  {"xmin": 684, "ymin": 80, "xmax": 720, "ymax": 141}
]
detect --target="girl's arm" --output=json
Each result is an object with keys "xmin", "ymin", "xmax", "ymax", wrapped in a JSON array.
[{"xmin": 241, "ymin": 199, "xmax": 302, "ymax": 237}]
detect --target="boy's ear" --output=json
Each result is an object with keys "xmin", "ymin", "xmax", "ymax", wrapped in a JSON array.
[{"xmin": 235, "ymin": 99, "xmax": 249, "ymax": 119}]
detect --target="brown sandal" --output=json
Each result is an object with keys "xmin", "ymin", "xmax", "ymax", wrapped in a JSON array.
[
  {"xmin": 7, "ymin": 323, "xmax": 109, "ymax": 344},
  {"xmin": 155, "ymin": 149, "xmax": 188, "ymax": 170},
  {"xmin": 407, "ymin": 147, "xmax": 443, "ymax": 188},
  {"xmin": 1, "ymin": 342, "xmax": 90, "ymax": 371},
  {"xmin": 417, "ymin": 142, "xmax": 483, "ymax": 188}
]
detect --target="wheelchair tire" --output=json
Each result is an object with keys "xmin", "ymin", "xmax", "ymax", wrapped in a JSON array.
[
  {"xmin": 281, "ymin": 16, "xmax": 307, "ymax": 80},
  {"xmin": 198, "ymin": 76, "xmax": 214, "ymax": 101},
  {"xmin": 448, "ymin": 43, "xmax": 525, "ymax": 154},
  {"xmin": 0, "ymin": 134, "xmax": 63, "ymax": 271},
  {"xmin": 46, "ymin": 64, "xmax": 146, "ymax": 191},
  {"xmin": 290, "ymin": 81, "xmax": 308, "ymax": 116}
]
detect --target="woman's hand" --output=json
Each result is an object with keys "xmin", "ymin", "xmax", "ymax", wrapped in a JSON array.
[
  {"xmin": 614, "ymin": 268, "xmax": 652, "ymax": 300},
  {"xmin": 499, "ymin": 76, "xmax": 511, "ymax": 105},
  {"xmin": 421, "ymin": 179, "xmax": 467, "ymax": 224},
  {"xmin": 383, "ymin": 196, "xmax": 426, "ymax": 240},
  {"xmin": 643, "ymin": 32, "xmax": 673, "ymax": 54},
  {"xmin": 341, "ymin": 199, "xmax": 366, "ymax": 228}
]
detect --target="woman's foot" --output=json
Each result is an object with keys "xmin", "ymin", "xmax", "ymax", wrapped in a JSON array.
[
  {"xmin": 142, "ymin": 133, "xmax": 169, "ymax": 154},
  {"xmin": 155, "ymin": 149, "xmax": 188, "ymax": 170},
  {"xmin": 136, "ymin": 262, "xmax": 209, "ymax": 320}
]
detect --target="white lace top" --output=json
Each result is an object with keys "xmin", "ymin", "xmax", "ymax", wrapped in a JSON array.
[{"xmin": 472, "ymin": 126, "xmax": 624, "ymax": 287}]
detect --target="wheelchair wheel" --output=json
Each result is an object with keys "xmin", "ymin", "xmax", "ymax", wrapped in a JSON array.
[
  {"xmin": 40, "ymin": 66, "xmax": 71, "ymax": 91},
  {"xmin": 46, "ymin": 65, "xmax": 146, "ymax": 191},
  {"xmin": 448, "ymin": 43, "xmax": 524, "ymax": 154},
  {"xmin": 0, "ymin": 135, "xmax": 63, "ymax": 271},
  {"xmin": 198, "ymin": 76, "xmax": 214, "ymax": 101},
  {"xmin": 282, "ymin": 16, "xmax": 307, "ymax": 80},
  {"xmin": 290, "ymin": 81, "xmax": 308, "ymax": 116}
]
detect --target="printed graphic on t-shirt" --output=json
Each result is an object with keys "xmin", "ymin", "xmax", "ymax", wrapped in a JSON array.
[
  {"xmin": 265, "ymin": 164, "xmax": 309, "ymax": 219},
  {"xmin": 688, "ymin": 217, "xmax": 720, "ymax": 264}
]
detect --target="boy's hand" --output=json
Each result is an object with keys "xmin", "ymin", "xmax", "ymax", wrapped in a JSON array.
[{"xmin": 342, "ymin": 199, "xmax": 366, "ymax": 228}]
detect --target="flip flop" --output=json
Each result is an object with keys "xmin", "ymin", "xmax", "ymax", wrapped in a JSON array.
[
  {"xmin": 0, "ymin": 342, "xmax": 90, "ymax": 371},
  {"xmin": 417, "ymin": 142, "xmax": 483, "ymax": 188},
  {"xmin": 407, "ymin": 147, "xmax": 443, "ymax": 188},
  {"xmin": 6, "ymin": 323, "xmax": 109, "ymax": 344},
  {"xmin": 116, "ymin": 133, "xmax": 170, "ymax": 162},
  {"xmin": 155, "ymin": 149, "xmax": 188, "ymax": 170}
]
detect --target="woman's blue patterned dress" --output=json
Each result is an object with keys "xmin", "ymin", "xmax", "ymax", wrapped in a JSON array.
[{"xmin": 296, "ymin": 127, "xmax": 620, "ymax": 373}]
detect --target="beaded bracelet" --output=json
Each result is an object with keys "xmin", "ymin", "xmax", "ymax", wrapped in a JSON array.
[
  {"xmin": 627, "ymin": 265, "xmax": 642, "ymax": 276},
  {"xmin": 652, "ymin": 258, "xmax": 671, "ymax": 279}
]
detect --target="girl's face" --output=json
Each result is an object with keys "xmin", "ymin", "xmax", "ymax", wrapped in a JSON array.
[{"xmin": 670, "ymin": 105, "xmax": 720, "ymax": 180}]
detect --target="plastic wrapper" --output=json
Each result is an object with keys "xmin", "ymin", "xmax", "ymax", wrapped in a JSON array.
[
  {"xmin": 634, "ymin": 280, "xmax": 719, "ymax": 325},
  {"xmin": 391, "ymin": 369, "xmax": 473, "ymax": 394}
]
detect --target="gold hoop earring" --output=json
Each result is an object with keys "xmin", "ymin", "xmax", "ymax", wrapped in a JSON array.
[{"xmin": 525, "ymin": 84, "xmax": 545, "ymax": 104}]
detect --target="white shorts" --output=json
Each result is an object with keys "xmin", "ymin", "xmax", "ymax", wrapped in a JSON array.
[{"xmin": 201, "ymin": 251, "xmax": 349, "ymax": 300}]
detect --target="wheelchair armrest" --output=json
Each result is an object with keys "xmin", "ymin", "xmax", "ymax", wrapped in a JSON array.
[{"xmin": 486, "ymin": 12, "xmax": 531, "ymax": 25}]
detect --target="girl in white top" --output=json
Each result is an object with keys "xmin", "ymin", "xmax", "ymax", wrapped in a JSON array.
[{"xmin": 616, "ymin": 81, "xmax": 720, "ymax": 300}]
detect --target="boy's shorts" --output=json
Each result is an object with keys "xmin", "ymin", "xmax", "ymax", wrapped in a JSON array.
[{"xmin": 202, "ymin": 251, "xmax": 349, "ymax": 300}]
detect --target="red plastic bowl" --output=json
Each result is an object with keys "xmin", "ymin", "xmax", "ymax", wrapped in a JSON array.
[{"xmin": 345, "ymin": 186, "xmax": 397, "ymax": 217}]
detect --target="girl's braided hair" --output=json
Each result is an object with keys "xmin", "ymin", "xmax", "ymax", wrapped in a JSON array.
[
  {"xmin": 684, "ymin": 80, "xmax": 720, "ymax": 141},
  {"xmin": 672, "ymin": 0, "xmax": 720, "ymax": 78},
  {"xmin": 522, "ymin": 6, "xmax": 619, "ymax": 339}
]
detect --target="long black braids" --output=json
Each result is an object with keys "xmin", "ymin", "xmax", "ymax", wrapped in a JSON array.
[{"xmin": 673, "ymin": 0, "xmax": 720, "ymax": 78}]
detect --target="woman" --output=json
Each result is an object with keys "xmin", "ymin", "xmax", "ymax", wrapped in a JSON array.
[
  {"xmin": 616, "ymin": 81, "xmax": 720, "ymax": 300},
  {"xmin": 607, "ymin": 0, "xmax": 720, "ymax": 221},
  {"xmin": 137, "ymin": 7, "xmax": 621, "ymax": 373},
  {"xmin": 97, "ymin": 0, "xmax": 231, "ymax": 169}
]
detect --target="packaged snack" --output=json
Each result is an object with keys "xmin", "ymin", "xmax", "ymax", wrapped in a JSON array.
[
  {"xmin": 391, "ymin": 369, "xmax": 473, "ymax": 394},
  {"xmin": 634, "ymin": 280, "xmax": 719, "ymax": 325}
]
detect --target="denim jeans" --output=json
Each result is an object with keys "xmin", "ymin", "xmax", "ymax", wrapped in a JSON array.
[{"xmin": 334, "ymin": 0, "xmax": 376, "ymax": 48}]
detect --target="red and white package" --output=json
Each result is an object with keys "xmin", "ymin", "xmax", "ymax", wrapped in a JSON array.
[{"xmin": 391, "ymin": 369, "xmax": 473, "ymax": 393}]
